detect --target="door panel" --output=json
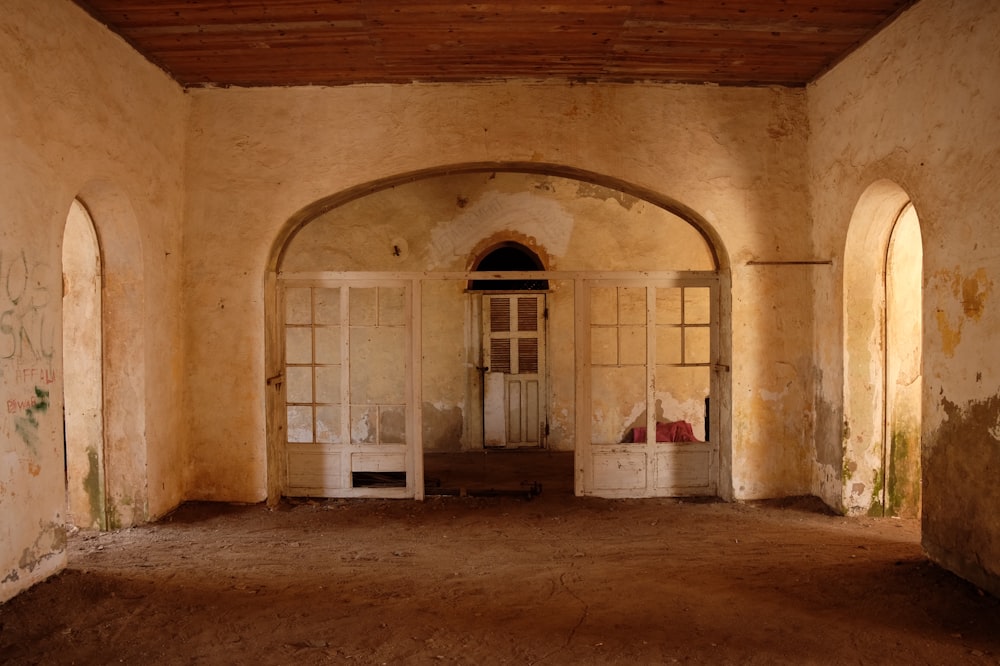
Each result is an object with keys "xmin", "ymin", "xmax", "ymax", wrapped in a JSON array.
[
  {"xmin": 581, "ymin": 281, "xmax": 718, "ymax": 498},
  {"xmin": 483, "ymin": 372, "xmax": 507, "ymax": 447},
  {"xmin": 483, "ymin": 294, "xmax": 546, "ymax": 449},
  {"xmin": 282, "ymin": 281, "xmax": 415, "ymax": 497}
]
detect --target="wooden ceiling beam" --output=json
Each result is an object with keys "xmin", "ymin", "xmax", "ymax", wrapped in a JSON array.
[{"xmin": 72, "ymin": 0, "xmax": 918, "ymax": 87}]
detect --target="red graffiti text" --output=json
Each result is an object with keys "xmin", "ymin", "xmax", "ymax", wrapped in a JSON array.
[
  {"xmin": 7, "ymin": 397, "xmax": 38, "ymax": 414},
  {"xmin": 16, "ymin": 367, "xmax": 56, "ymax": 384}
]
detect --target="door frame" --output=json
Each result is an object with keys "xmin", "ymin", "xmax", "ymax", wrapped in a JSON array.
[
  {"xmin": 276, "ymin": 276, "xmax": 423, "ymax": 499},
  {"xmin": 575, "ymin": 275, "xmax": 722, "ymax": 498}
]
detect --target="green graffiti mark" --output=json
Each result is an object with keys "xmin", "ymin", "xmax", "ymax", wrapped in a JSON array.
[
  {"xmin": 14, "ymin": 420, "xmax": 38, "ymax": 453},
  {"xmin": 13, "ymin": 387, "xmax": 49, "ymax": 455},
  {"xmin": 33, "ymin": 385, "xmax": 49, "ymax": 409}
]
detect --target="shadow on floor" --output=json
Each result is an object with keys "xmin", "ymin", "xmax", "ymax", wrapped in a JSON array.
[{"xmin": 423, "ymin": 450, "xmax": 574, "ymax": 498}]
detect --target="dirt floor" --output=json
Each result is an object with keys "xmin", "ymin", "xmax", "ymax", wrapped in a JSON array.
[{"xmin": 2, "ymin": 451, "xmax": 1000, "ymax": 665}]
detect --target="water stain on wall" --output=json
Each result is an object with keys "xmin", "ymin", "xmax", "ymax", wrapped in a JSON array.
[
  {"xmin": 888, "ymin": 425, "xmax": 921, "ymax": 517},
  {"xmin": 935, "ymin": 309, "xmax": 962, "ymax": 358},
  {"xmin": 923, "ymin": 393, "xmax": 1000, "ymax": 597},
  {"xmin": 961, "ymin": 268, "xmax": 991, "ymax": 319},
  {"xmin": 16, "ymin": 520, "xmax": 66, "ymax": 575},
  {"xmin": 84, "ymin": 445, "xmax": 105, "ymax": 529},
  {"xmin": 813, "ymin": 393, "xmax": 841, "ymax": 469},
  {"xmin": 422, "ymin": 403, "xmax": 464, "ymax": 452},
  {"xmin": 935, "ymin": 267, "xmax": 994, "ymax": 357}
]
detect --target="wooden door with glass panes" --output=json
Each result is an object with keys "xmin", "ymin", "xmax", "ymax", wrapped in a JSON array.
[
  {"xmin": 281, "ymin": 280, "xmax": 415, "ymax": 497},
  {"xmin": 582, "ymin": 279, "xmax": 718, "ymax": 498},
  {"xmin": 482, "ymin": 294, "xmax": 546, "ymax": 448}
]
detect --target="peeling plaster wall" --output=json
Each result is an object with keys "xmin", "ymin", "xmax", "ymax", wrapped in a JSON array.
[
  {"xmin": 808, "ymin": 0, "xmax": 1000, "ymax": 593},
  {"xmin": 184, "ymin": 82, "xmax": 813, "ymax": 501},
  {"xmin": 0, "ymin": 1, "xmax": 187, "ymax": 601}
]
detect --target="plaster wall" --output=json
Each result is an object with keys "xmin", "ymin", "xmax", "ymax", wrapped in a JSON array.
[
  {"xmin": 808, "ymin": 0, "xmax": 1000, "ymax": 594},
  {"xmin": 184, "ymin": 81, "xmax": 814, "ymax": 502},
  {"xmin": 0, "ymin": 0, "xmax": 188, "ymax": 601}
]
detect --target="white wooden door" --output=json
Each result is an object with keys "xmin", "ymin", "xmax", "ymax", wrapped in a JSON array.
[
  {"xmin": 579, "ymin": 279, "xmax": 719, "ymax": 497},
  {"xmin": 482, "ymin": 294, "xmax": 546, "ymax": 448},
  {"xmin": 281, "ymin": 280, "xmax": 419, "ymax": 498}
]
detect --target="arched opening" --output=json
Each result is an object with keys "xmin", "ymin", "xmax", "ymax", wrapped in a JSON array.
[
  {"xmin": 266, "ymin": 163, "xmax": 731, "ymax": 503},
  {"xmin": 71, "ymin": 181, "xmax": 147, "ymax": 529},
  {"xmin": 469, "ymin": 242, "xmax": 548, "ymax": 291},
  {"xmin": 470, "ymin": 242, "xmax": 550, "ymax": 472},
  {"xmin": 62, "ymin": 199, "xmax": 106, "ymax": 530},
  {"xmin": 843, "ymin": 181, "xmax": 923, "ymax": 517},
  {"xmin": 882, "ymin": 203, "xmax": 922, "ymax": 517}
]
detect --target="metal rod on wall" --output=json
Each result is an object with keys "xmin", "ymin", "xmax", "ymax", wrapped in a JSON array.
[{"xmin": 745, "ymin": 260, "xmax": 833, "ymax": 265}]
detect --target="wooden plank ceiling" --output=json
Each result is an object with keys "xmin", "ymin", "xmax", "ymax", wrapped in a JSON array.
[{"xmin": 72, "ymin": 0, "xmax": 917, "ymax": 88}]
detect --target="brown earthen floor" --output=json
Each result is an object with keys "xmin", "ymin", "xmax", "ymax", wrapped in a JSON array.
[{"xmin": 2, "ymin": 451, "xmax": 999, "ymax": 665}]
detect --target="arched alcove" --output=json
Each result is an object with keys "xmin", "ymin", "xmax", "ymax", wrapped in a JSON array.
[
  {"xmin": 71, "ymin": 181, "xmax": 147, "ymax": 528},
  {"xmin": 883, "ymin": 203, "xmax": 922, "ymax": 517},
  {"xmin": 265, "ymin": 163, "xmax": 732, "ymax": 503},
  {"xmin": 62, "ymin": 199, "xmax": 105, "ymax": 530},
  {"xmin": 843, "ymin": 180, "xmax": 923, "ymax": 517}
]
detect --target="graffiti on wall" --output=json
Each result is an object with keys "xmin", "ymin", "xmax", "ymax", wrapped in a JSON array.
[
  {"xmin": 1, "ymin": 249, "xmax": 55, "ymax": 362},
  {"xmin": 1, "ymin": 248, "xmax": 56, "ymax": 456},
  {"xmin": 12, "ymin": 387, "xmax": 49, "ymax": 455}
]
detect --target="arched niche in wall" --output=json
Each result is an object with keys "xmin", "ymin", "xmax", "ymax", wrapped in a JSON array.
[
  {"xmin": 266, "ymin": 164, "xmax": 732, "ymax": 503},
  {"xmin": 843, "ymin": 180, "xmax": 923, "ymax": 518},
  {"xmin": 71, "ymin": 181, "xmax": 147, "ymax": 528},
  {"xmin": 62, "ymin": 199, "xmax": 106, "ymax": 530}
]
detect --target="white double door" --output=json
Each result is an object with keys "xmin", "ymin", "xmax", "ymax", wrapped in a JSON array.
[{"xmin": 482, "ymin": 294, "xmax": 546, "ymax": 449}]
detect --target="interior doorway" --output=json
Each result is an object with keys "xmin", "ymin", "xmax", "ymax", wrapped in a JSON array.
[
  {"xmin": 472, "ymin": 244, "xmax": 549, "ymax": 450},
  {"xmin": 62, "ymin": 199, "xmax": 106, "ymax": 530},
  {"xmin": 843, "ymin": 181, "xmax": 923, "ymax": 517},
  {"xmin": 882, "ymin": 203, "xmax": 922, "ymax": 517},
  {"xmin": 280, "ymin": 280, "xmax": 416, "ymax": 498},
  {"xmin": 481, "ymin": 293, "xmax": 546, "ymax": 449}
]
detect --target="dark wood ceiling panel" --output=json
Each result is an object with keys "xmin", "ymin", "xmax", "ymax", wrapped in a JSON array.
[
  {"xmin": 77, "ymin": 0, "xmax": 370, "ymax": 27},
  {"xmin": 72, "ymin": 0, "xmax": 918, "ymax": 88}
]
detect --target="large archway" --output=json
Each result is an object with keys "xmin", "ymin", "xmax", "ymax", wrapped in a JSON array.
[
  {"xmin": 843, "ymin": 180, "xmax": 923, "ymax": 517},
  {"xmin": 265, "ymin": 163, "xmax": 732, "ymax": 503}
]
